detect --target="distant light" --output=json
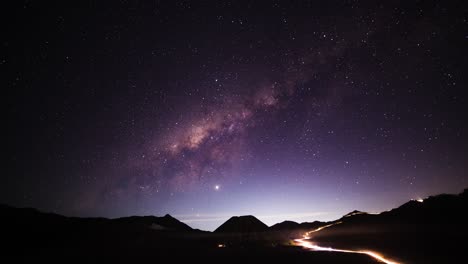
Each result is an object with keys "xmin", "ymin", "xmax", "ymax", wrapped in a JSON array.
[
  {"xmin": 214, "ymin": 185, "xmax": 220, "ymax": 190},
  {"xmin": 416, "ymin": 198, "xmax": 424, "ymax": 202},
  {"xmin": 217, "ymin": 244, "xmax": 226, "ymax": 248}
]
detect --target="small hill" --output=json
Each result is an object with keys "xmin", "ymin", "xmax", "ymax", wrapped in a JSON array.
[
  {"xmin": 342, "ymin": 210, "xmax": 366, "ymax": 218},
  {"xmin": 298, "ymin": 220, "xmax": 328, "ymax": 230},
  {"xmin": 270, "ymin": 220, "xmax": 300, "ymax": 230},
  {"xmin": 214, "ymin": 215, "xmax": 268, "ymax": 233},
  {"xmin": 113, "ymin": 214, "xmax": 192, "ymax": 231}
]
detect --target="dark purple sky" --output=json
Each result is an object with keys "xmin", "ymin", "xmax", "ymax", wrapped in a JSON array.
[{"xmin": 4, "ymin": 1, "xmax": 467, "ymax": 230}]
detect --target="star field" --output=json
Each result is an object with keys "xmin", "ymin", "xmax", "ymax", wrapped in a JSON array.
[{"xmin": 4, "ymin": 1, "xmax": 468, "ymax": 230}]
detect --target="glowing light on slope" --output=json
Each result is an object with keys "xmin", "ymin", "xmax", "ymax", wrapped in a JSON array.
[
  {"xmin": 293, "ymin": 222, "xmax": 401, "ymax": 264},
  {"xmin": 304, "ymin": 222, "xmax": 342, "ymax": 236},
  {"xmin": 294, "ymin": 238, "xmax": 401, "ymax": 264}
]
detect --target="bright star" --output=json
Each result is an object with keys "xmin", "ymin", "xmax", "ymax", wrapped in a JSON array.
[{"xmin": 214, "ymin": 185, "xmax": 220, "ymax": 191}]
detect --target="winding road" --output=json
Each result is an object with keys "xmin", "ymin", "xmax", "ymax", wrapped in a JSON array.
[{"xmin": 293, "ymin": 222, "xmax": 401, "ymax": 264}]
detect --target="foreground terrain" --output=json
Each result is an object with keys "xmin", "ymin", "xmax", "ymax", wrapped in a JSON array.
[{"xmin": 2, "ymin": 189, "xmax": 466, "ymax": 263}]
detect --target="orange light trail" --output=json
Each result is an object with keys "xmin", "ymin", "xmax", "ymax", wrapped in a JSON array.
[
  {"xmin": 294, "ymin": 238, "xmax": 400, "ymax": 264},
  {"xmin": 294, "ymin": 222, "xmax": 401, "ymax": 264}
]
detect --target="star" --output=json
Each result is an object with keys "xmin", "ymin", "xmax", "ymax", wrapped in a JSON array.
[{"xmin": 6, "ymin": 0, "xmax": 465, "ymax": 233}]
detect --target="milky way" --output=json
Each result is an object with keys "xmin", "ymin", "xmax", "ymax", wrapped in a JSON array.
[
  {"xmin": 4, "ymin": 1, "xmax": 467, "ymax": 230},
  {"xmin": 130, "ymin": 49, "xmax": 342, "ymax": 192}
]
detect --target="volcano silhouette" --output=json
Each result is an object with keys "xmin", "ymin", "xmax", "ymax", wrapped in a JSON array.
[{"xmin": 214, "ymin": 215, "xmax": 268, "ymax": 233}]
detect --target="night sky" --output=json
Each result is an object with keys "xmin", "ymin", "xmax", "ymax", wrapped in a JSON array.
[{"xmin": 4, "ymin": 1, "xmax": 468, "ymax": 231}]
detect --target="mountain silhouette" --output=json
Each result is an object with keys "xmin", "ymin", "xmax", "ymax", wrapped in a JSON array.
[
  {"xmin": 342, "ymin": 210, "xmax": 367, "ymax": 218},
  {"xmin": 1, "ymin": 189, "xmax": 466, "ymax": 263},
  {"xmin": 269, "ymin": 220, "xmax": 326, "ymax": 231},
  {"xmin": 0, "ymin": 204, "xmax": 192, "ymax": 232},
  {"xmin": 113, "ymin": 214, "xmax": 192, "ymax": 231},
  {"xmin": 270, "ymin": 220, "xmax": 300, "ymax": 230},
  {"xmin": 214, "ymin": 215, "xmax": 268, "ymax": 233},
  {"xmin": 307, "ymin": 189, "xmax": 468, "ymax": 264}
]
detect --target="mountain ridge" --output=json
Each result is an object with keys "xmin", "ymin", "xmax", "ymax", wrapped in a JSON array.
[
  {"xmin": 214, "ymin": 215, "xmax": 269, "ymax": 233},
  {"xmin": 1, "ymin": 188, "xmax": 466, "ymax": 232}
]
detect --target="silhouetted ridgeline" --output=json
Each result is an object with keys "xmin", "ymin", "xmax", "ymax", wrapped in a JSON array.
[
  {"xmin": 214, "ymin": 215, "xmax": 268, "ymax": 233},
  {"xmin": 309, "ymin": 188, "xmax": 468, "ymax": 264},
  {"xmin": 1, "ymin": 188, "xmax": 466, "ymax": 263},
  {"xmin": 113, "ymin": 214, "xmax": 193, "ymax": 231}
]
